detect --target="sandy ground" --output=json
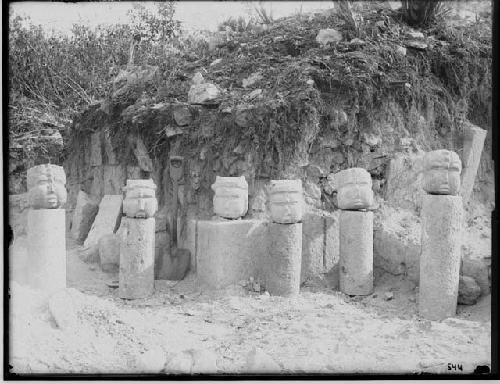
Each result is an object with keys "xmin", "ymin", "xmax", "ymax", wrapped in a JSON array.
[{"xmin": 8, "ymin": 236, "xmax": 491, "ymax": 376}]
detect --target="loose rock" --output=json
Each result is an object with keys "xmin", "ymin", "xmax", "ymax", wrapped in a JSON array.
[
  {"xmin": 316, "ymin": 29, "xmax": 343, "ymax": 47},
  {"xmin": 246, "ymin": 347, "xmax": 281, "ymax": 373},
  {"xmin": 135, "ymin": 346, "xmax": 167, "ymax": 373},
  {"xmin": 458, "ymin": 275, "xmax": 481, "ymax": 305},
  {"xmin": 48, "ymin": 289, "xmax": 79, "ymax": 331},
  {"xmin": 165, "ymin": 351, "xmax": 193, "ymax": 374}
]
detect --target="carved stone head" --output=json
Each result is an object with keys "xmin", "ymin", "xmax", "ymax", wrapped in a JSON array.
[
  {"xmin": 423, "ymin": 150, "xmax": 462, "ymax": 195},
  {"xmin": 27, "ymin": 164, "xmax": 67, "ymax": 209},
  {"xmin": 334, "ymin": 167, "xmax": 373, "ymax": 210},
  {"xmin": 211, "ymin": 176, "xmax": 248, "ymax": 219},
  {"xmin": 123, "ymin": 179, "xmax": 158, "ymax": 218},
  {"xmin": 268, "ymin": 179, "xmax": 304, "ymax": 224}
]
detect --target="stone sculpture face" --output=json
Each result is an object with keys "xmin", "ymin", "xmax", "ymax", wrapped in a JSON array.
[
  {"xmin": 211, "ymin": 176, "xmax": 248, "ymax": 219},
  {"xmin": 423, "ymin": 150, "xmax": 461, "ymax": 195},
  {"xmin": 268, "ymin": 179, "xmax": 303, "ymax": 224},
  {"xmin": 123, "ymin": 179, "xmax": 158, "ymax": 218},
  {"xmin": 169, "ymin": 156, "xmax": 184, "ymax": 183},
  {"xmin": 335, "ymin": 168, "xmax": 373, "ymax": 210},
  {"xmin": 27, "ymin": 164, "xmax": 67, "ymax": 209}
]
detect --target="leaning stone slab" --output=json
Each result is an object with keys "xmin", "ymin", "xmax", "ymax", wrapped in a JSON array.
[
  {"xmin": 99, "ymin": 233, "xmax": 120, "ymax": 273},
  {"xmin": 460, "ymin": 123, "xmax": 487, "ymax": 204},
  {"xmin": 71, "ymin": 190, "xmax": 98, "ymax": 243},
  {"xmin": 196, "ymin": 219, "xmax": 268, "ymax": 290},
  {"xmin": 84, "ymin": 195, "xmax": 123, "ymax": 248},
  {"xmin": 419, "ymin": 195, "xmax": 463, "ymax": 321}
]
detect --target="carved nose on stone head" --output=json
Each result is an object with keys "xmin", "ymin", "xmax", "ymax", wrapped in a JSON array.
[{"xmin": 138, "ymin": 198, "xmax": 145, "ymax": 210}]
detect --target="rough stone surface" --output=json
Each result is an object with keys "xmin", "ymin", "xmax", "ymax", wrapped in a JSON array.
[
  {"xmin": 9, "ymin": 193, "xmax": 29, "ymax": 239},
  {"xmin": 265, "ymin": 223, "xmax": 302, "ymax": 297},
  {"xmin": 316, "ymin": 29, "xmax": 343, "ymax": 46},
  {"xmin": 460, "ymin": 123, "xmax": 487, "ymax": 204},
  {"xmin": 135, "ymin": 346, "xmax": 167, "ymax": 373},
  {"xmin": 27, "ymin": 209, "xmax": 66, "ymax": 294},
  {"xmin": 419, "ymin": 195, "xmax": 463, "ymax": 321},
  {"xmin": 131, "ymin": 136, "xmax": 153, "ymax": 172},
  {"xmin": 173, "ymin": 105, "xmax": 192, "ymax": 126},
  {"xmin": 458, "ymin": 275, "xmax": 481, "ymax": 305},
  {"xmin": 98, "ymin": 234, "xmax": 121, "ymax": 273},
  {"xmin": 422, "ymin": 150, "xmax": 462, "ymax": 195},
  {"xmin": 384, "ymin": 151, "xmax": 425, "ymax": 212},
  {"xmin": 103, "ymin": 165, "xmax": 125, "ymax": 195},
  {"xmin": 196, "ymin": 220, "xmax": 268, "ymax": 290},
  {"xmin": 246, "ymin": 347, "xmax": 281, "ymax": 373},
  {"xmin": 268, "ymin": 179, "xmax": 303, "ymax": 224},
  {"xmin": 84, "ymin": 195, "xmax": 123, "ymax": 248},
  {"xmin": 70, "ymin": 190, "xmax": 98, "ymax": 243},
  {"xmin": 339, "ymin": 210, "xmax": 373, "ymax": 296},
  {"xmin": 119, "ymin": 217, "xmax": 156, "ymax": 299},
  {"xmin": 188, "ymin": 83, "xmax": 220, "ymax": 104},
  {"xmin": 90, "ymin": 131, "xmax": 102, "ymax": 166},
  {"xmin": 48, "ymin": 289, "xmax": 78, "ymax": 330}
]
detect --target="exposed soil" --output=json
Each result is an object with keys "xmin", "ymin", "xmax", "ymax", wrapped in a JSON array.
[{"xmin": 8, "ymin": 237, "xmax": 491, "ymax": 376}]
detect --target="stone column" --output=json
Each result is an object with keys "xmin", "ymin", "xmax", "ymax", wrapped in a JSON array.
[
  {"xmin": 119, "ymin": 179, "xmax": 157, "ymax": 299},
  {"xmin": 265, "ymin": 180, "xmax": 303, "ymax": 297},
  {"xmin": 26, "ymin": 164, "xmax": 67, "ymax": 294},
  {"xmin": 333, "ymin": 168, "xmax": 374, "ymax": 296},
  {"xmin": 419, "ymin": 196, "xmax": 463, "ymax": 320},
  {"xmin": 266, "ymin": 222, "xmax": 302, "ymax": 297},
  {"xmin": 339, "ymin": 210, "xmax": 373, "ymax": 295}
]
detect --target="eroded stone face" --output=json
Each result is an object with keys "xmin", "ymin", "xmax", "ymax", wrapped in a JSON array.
[
  {"xmin": 211, "ymin": 176, "xmax": 248, "ymax": 219},
  {"xmin": 123, "ymin": 179, "xmax": 158, "ymax": 218},
  {"xmin": 27, "ymin": 164, "xmax": 67, "ymax": 209},
  {"xmin": 423, "ymin": 150, "xmax": 462, "ymax": 195},
  {"xmin": 335, "ymin": 168, "xmax": 373, "ymax": 210},
  {"xmin": 268, "ymin": 179, "xmax": 304, "ymax": 224}
]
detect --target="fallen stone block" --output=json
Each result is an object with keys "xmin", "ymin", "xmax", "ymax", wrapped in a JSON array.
[
  {"xmin": 246, "ymin": 347, "xmax": 281, "ymax": 373},
  {"xmin": 460, "ymin": 123, "xmax": 487, "ymax": 205},
  {"xmin": 458, "ymin": 275, "xmax": 481, "ymax": 305},
  {"xmin": 71, "ymin": 190, "xmax": 99, "ymax": 243},
  {"xmin": 191, "ymin": 349, "xmax": 218, "ymax": 373},
  {"xmin": 461, "ymin": 256, "xmax": 490, "ymax": 296},
  {"xmin": 165, "ymin": 351, "xmax": 193, "ymax": 374},
  {"xmin": 196, "ymin": 219, "xmax": 268, "ymax": 290},
  {"xmin": 84, "ymin": 195, "xmax": 123, "ymax": 248},
  {"xmin": 135, "ymin": 346, "xmax": 167, "ymax": 373}
]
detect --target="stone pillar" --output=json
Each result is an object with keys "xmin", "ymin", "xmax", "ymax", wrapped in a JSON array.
[
  {"xmin": 339, "ymin": 210, "xmax": 373, "ymax": 295},
  {"xmin": 460, "ymin": 123, "xmax": 487, "ymax": 205},
  {"xmin": 119, "ymin": 217, "xmax": 156, "ymax": 299},
  {"xmin": 332, "ymin": 167, "xmax": 374, "ymax": 296},
  {"xmin": 26, "ymin": 164, "xmax": 67, "ymax": 294},
  {"xmin": 119, "ymin": 179, "xmax": 157, "ymax": 299},
  {"xmin": 265, "ymin": 223, "xmax": 302, "ymax": 297},
  {"xmin": 419, "ymin": 195, "xmax": 463, "ymax": 320},
  {"xmin": 27, "ymin": 209, "xmax": 66, "ymax": 293}
]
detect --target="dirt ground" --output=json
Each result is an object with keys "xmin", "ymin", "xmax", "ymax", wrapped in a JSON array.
[{"xmin": 8, "ymin": 235, "xmax": 491, "ymax": 376}]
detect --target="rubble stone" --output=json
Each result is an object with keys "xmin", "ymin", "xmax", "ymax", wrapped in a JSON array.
[
  {"xmin": 316, "ymin": 29, "xmax": 343, "ymax": 46},
  {"xmin": 458, "ymin": 275, "xmax": 481, "ymax": 305}
]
